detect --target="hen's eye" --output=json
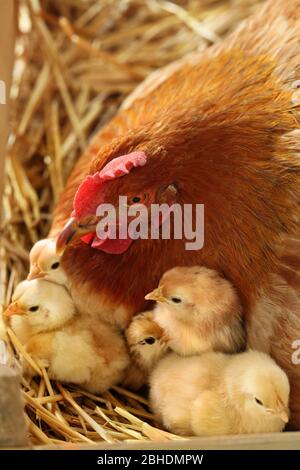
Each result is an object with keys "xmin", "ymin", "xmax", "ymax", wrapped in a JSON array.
[
  {"xmin": 171, "ymin": 297, "xmax": 182, "ymax": 304},
  {"xmin": 132, "ymin": 196, "xmax": 141, "ymax": 203},
  {"xmin": 131, "ymin": 194, "xmax": 148, "ymax": 204},
  {"xmin": 144, "ymin": 337, "xmax": 156, "ymax": 345},
  {"xmin": 29, "ymin": 306, "xmax": 39, "ymax": 312},
  {"xmin": 51, "ymin": 262, "xmax": 60, "ymax": 270},
  {"xmin": 255, "ymin": 397, "xmax": 263, "ymax": 406}
]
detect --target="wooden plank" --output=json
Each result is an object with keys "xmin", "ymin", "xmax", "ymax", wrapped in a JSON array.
[
  {"xmin": 33, "ymin": 431, "xmax": 300, "ymax": 450},
  {"xmin": 0, "ymin": 356, "xmax": 28, "ymax": 447}
]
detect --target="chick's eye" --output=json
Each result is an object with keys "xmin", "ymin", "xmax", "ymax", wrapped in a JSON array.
[
  {"xmin": 144, "ymin": 337, "xmax": 156, "ymax": 345},
  {"xmin": 171, "ymin": 297, "xmax": 182, "ymax": 304},
  {"xmin": 29, "ymin": 306, "xmax": 39, "ymax": 312},
  {"xmin": 51, "ymin": 262, "xmax": 60, "ymax": 270},
  {"xmin": 255, "ymin": 397, "xmax": 263, "ymax": 406}
]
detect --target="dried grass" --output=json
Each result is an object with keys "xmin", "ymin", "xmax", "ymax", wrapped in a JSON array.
[{"xmin": 1, "ymin": 0, "xmax": 264, "ymax": 447}]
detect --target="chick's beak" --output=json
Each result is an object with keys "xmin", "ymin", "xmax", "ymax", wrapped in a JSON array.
[
  {"xmin": 277, "ymin": 407, "xmax": 289, "ymax": 424},
  {"xmin": 27, "ymin": 264, "xmax": 45, "ymax": 281},
  {"xmin": 56, "ymin": 217, "xmax": 97, "ymax": 255},
  {"xmin": 4, "ymin": 302, "xmax": 27, "ymax": 317},
  {"xmin": 145, "ymin": 287, "xmax": 167, "ymax": 303}
]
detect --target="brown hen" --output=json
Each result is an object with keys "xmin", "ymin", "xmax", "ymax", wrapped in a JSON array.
[{"xmin": 50, "ymin": 0, "xmax": 300, "ymax": 426}]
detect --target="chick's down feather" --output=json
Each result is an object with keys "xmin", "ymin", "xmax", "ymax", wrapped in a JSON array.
[
  {"xmin": 6, "ymin": 280, "xmax": 129, "ymax": 393},
  {"xmin": 150, "ymin": 351, "xmax": 290, "ymax": 436}
]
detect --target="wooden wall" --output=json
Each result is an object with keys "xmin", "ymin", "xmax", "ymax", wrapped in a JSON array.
[
  {"xmin": 0, "ymin": 0, "xmax": 15, "ymax": 223},
  {"xmin": 0, "ymin": 0, "xmax": 28, "ymax": 448}
]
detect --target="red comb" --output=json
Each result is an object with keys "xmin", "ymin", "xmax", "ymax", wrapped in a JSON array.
[
  {"xmin": 99, "ymin": 151, "xmax": 147, "ymax": 181},
  {"xmin": 73, "ymin": 151, "xmax": 147, "ymax": 219}
]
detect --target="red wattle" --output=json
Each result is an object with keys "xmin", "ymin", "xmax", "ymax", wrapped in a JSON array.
[{"xmin": 91, "ymin": 235, "xmax": 133, "ymax": 254}]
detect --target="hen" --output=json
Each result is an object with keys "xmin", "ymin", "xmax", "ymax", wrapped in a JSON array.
[{"xmin": 49, "ymin": 0, "xmax": 300, "ymax": 426}]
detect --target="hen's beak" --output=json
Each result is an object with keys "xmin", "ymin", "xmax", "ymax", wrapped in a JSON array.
[
  {"xmin": 27, "ymin": 264, "xmax": 45, "ymax": 281},
  {"xmin": 145, "ymin": 287, "xmax": 167, "ymax": 303},
  {"xmin": 4, "ymin": 302, "xmax": 27, "ymax": 317},
  {"xmin": 56, "ymin": 217, "xmax": 97, "ymax": 255}
]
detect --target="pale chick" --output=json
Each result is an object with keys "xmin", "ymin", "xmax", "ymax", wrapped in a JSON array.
[
  {"xmin": 145, "ymin": 266, "xmax": 245, "ymax": 356},
  {"xmin": 27, "ymin": 238, "xmax": 68, "ymax": 286},
  {"xmin": 150, "ymin": 350, "xmax": 290, "ymax": 436},
  {"xmin": 5, "ymin": 279, "xmax": 129, "ymax": 393},
  {"xmin": 28, "ymin": 239, "xmax": 130, "ymax": 330},
  {"xmin": 123, "ymin": 311, "xmax": 169, "ymax": 389}
]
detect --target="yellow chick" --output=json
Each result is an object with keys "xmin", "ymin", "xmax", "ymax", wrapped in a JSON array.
[
  {"xmin": 5, "ymin": 279, "xmax": 129, "ymax": 393},
  {"xmin": 125, "ymin": 311, "xmax": 169, "ymax": 373},
  {"xmin": 123, "ymin": 311, "xmax": 169, "ymax": 389},
  {"xmin": 145, "ymin": 266, "xmax": 245, "ymax": 356},
  {"xmin": 150, "ymin": 350, "xmax": 290, "ymax": 436},
  {"xmin": 27, "ymin": 238, "xmax": 68, "ymax": 286}
]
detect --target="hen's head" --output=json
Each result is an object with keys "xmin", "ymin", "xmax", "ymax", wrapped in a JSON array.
[{"xmin": 56, "ymin": 149, "xmax": 179, "ymax": 255}]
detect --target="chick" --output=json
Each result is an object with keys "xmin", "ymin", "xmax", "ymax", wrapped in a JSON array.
[
  {"xmin": 125, "ymin": 311, "xmax": 169, "ymax": 372},
  {"xmin": 123, "ymin": 311, "xmax": 169, "ymax": 389},
  {"xmin": 5, "ymin": 279, "xmax": 129, "ymax": 393},
  {"xmin": 145, "ymin": 266, "xmax": 245, "ymax": 356},
  {"xmin": 27, "ymin": 238, "xmax": 68, "ymax": 286},
  {"xmin": 150, "ymin": 350, "xmax": 290, "ymax": 436}
]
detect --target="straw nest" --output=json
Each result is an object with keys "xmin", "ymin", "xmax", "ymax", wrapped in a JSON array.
[{"xmin": 1, "ymin": 0, "xmax": 264, "ymax": 447}]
